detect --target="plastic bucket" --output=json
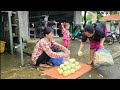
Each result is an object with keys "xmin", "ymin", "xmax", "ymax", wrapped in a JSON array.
[{"xmin": 0, "ymin": 41, "xmax": 6, "ymax": 53}]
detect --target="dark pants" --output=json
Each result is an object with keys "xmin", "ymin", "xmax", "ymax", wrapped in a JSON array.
[
  {"xmin": 35, "ymin": 52, "xmax": 50, "ymax": 66},
  {"xmin": 35, "ymin": 48, "xmax": 60, "ymax": 66}
]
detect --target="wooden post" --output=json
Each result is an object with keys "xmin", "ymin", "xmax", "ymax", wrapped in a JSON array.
[
  {"xmin": 8, "ymin": 11, "xmax": 14, "ymax": 54},
  {"xmin": 18, "ymin": 11, "xmax": 24, "ymax": 66}
]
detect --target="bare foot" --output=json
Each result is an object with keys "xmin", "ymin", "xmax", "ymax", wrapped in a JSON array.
[
  {"xmin": 39, "ymin": 64, "xmax": 51, "ymax": 68},
  {"xmin": 87, "ymin": 60, "xmax": 93, "ymax": 65}
]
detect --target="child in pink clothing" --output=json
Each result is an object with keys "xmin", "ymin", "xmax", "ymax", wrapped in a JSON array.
[{"xmin": 61, "ymin": 22, "xmax": 70, "ymax": 49}]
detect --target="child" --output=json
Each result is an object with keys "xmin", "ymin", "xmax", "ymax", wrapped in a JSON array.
[{"xmin": 61, "ymin": 22, "xmax": 70, "ymax": 49}]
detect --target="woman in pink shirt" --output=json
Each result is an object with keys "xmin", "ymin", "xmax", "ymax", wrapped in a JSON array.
[{"xmin": 32, "ymin": 27, "xmax": 70, "ymax": 68}]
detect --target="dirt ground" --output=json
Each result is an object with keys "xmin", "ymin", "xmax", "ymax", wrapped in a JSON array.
[{"xmin": 1, "ymin": 37, "xmax": 120, "ymax": 79}]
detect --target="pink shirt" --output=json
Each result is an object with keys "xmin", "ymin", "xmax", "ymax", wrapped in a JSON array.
[
  {"xmin": 32, "ymin": 38, "xmax": 67, "ymax": 65},
  {"xmin": 62, "ymin": 29, "xmax": 70, "ymax": 40}
]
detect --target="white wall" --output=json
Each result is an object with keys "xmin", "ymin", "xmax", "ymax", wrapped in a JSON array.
[
  {"xmin": 118, "ymin": 21, "xmax": 120, "ymax": 30},
  {"xmin": 106, "ymin": 21, "xmax": 111, "ymax": 32},
  {"xmin": 73, "ymin": 11, "xmax": 82, "ymax": 25},
  {"xmin": 18, "ymin": 11, "xmax": 29, "ymax": 42}
]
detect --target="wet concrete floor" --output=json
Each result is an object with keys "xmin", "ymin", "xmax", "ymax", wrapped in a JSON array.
[{"xmin": 1, "ymin": 38, "xmax": 120, "ymax": 79}]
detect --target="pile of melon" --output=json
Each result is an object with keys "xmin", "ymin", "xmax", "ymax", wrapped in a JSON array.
[{"xmin": 57, "ymin": 58, "xmax": 82, "ymax": 77}]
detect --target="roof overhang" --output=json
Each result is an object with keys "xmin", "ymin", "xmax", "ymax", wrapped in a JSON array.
[{"xmin": 99, "ymin": 14, "xmax": 120, "ymax": 21}]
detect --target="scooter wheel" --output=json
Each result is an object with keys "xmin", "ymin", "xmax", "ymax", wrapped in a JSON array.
[{"xmin": 106, "ymin": 35, "xmax": 114, "ymax": 45}]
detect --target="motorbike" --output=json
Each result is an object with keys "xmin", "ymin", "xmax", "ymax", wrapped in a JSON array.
[
  {"xmin": 70, "ymin": 29, "xmax": 84, "ymax": 40},
  {"xmin": 105, "ymin": 31, "xmax": 120, "ymax": 45}
]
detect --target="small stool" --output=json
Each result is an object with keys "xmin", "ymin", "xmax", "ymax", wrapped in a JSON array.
[{"xmin": 29, "ymin": 28, "xmax": 36, "ymax": 39}]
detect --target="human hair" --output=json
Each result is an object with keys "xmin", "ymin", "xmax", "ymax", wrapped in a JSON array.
[
  {"xmin": 64, "ymin": 23, "xmax": 70, "ymax": 28},
  {"xmin": 84, "ymin": 24, "xmax": 95, "ymax": 34},
  {"xmin": 44, "ymin": 27, "xmax": 54, "ymax": 37}
]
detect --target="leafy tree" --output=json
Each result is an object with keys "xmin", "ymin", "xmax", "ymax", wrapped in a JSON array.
[
  {"xmin": 109, "ymin": 11, "xmax": 118, "ymax": 14},
  {"xmin": 82, "ymin": 14, "xmax": 92, "ymax": 23},
  {"xmin": 97, "ymin": 11, "xmax": 104, "ymax": 21}
]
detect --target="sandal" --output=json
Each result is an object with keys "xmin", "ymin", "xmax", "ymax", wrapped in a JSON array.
[{"xmin": 39, "ymin": 64, "xmax": 51, "ymax": 68}]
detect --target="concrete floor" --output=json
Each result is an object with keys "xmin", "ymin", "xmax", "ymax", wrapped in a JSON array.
[{"xmin": 1, "ymin": 37, "xmax": 120, "ymax": 79}]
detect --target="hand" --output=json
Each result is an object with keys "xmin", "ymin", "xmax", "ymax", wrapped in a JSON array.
[
  {"xmin": 63, "ymin": 53, "xmax": 69, "ymax": 58},
  {"xmin": 100, "ymin": 44, "xmax": 104, "ymax": 49},
  {"xmin": 65, "ymin": 50, "xmax": 70, "ymax": 54},
  {"xmin": 78, "ymin": 50, "xmax": 83, "ymax": 56},
  {"xmin": 61, "ymin": 23, "xmax": 64, "ymax": 27},
  {"xmin": 68, "ymin": 50, "xmax": 70, "ymax": 54}
]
